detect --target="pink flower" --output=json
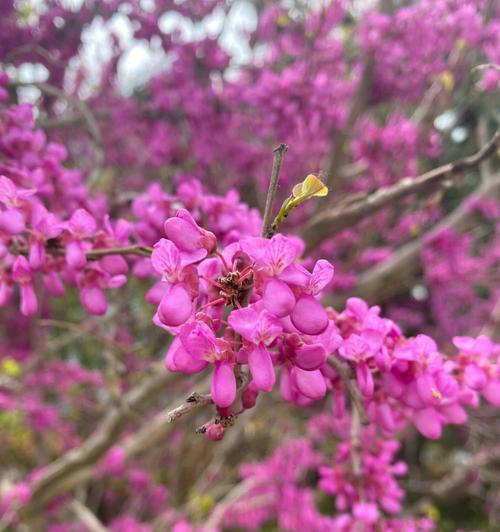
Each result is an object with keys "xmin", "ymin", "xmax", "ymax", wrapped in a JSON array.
[
  {"xmin": 11, "ymin": 255, "xmax": 37, "ymax": 316},
  {"xmin": 164, "ymin": 209, "xmax": 216, "ymax": 263}
]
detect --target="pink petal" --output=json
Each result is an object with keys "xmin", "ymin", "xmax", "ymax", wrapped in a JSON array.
[
  {"xmin": 291, "ymin": 367, "xmax": 326, "ymax": 400},
  {"xmin": 262, "ymin": 279, "xmax": 295, "ymax": 317},
  {"xmin": 157, "ymin": 284, "xmax": 192, "ymax": 327},
  {"xmin": 211, "ymin": 362, "xmax": 236, "ymax": 408},
  {"xmin": 439, "ymin": 403, "xmax": 467, "ymax": 424},
  {"xmin": 482, "ymin": 380, "xmax": 500, "ymax": 406},
  {"xmin": 164, "ymin": 211, "xmax": 203, "ymax": 252},
  {"xmin": 353, "ymin": 502, "xmax": 378, "ymax": 524},
  {"xmin": 228, "ymin": 307, "xmax": 258, "ymax": 342},
  {"xmin": 279, "ymin": 366, "xmax": 293, "ymax": 403},
  {"xmin": 414, "ymin": 407, "xmax": 442, "ymax": 439},
  {"xmin": 100, "ymin": 255, "xmax": 128, "ymax": 276},
  {"xmin": 291, "ymin": 295, "xmax": 328, "ymax": 336},
  {"xmin": 146, "ymin": 281, "xmax": 169, "ymax": 305},
  {"xmin": 416, "ymin": 373, "xmax": 437, "ymax": 405},
  {"xmin": 309, "ymin": 259, "xmax": 334, "ymax": 294},
  {"xmin": 20, "ymin": 283, "xmax": 37, "ymax": 316},
  {"xmin": 464, "ymin": 363, "xmax": 487, "ymax": 391},
  {"xmin": 44, "ymin": 271, "xmax": 65, "ymax": 296},
  {"xmin": 0, "ymin": 209, "xmax": 25, "ymax": 234},
  {"xmin": 80, "ymin": 286, "xmax": 107, "ymax": 315},
  {"xmin": 151, "ymin": 238, "xmax": 180, "ymax": 278},
  {"xmin": 295, "ymin": 343, "xmax": 326, "ymax": 370},
  {"xmin": 66, "ymin": 240, "xmax": 87, "ymax": 269},
  {"xmin": 29, "ymin": 241, "xmax": 45, "ymax": 269},
  {"xmin": 356, "ymin": 362, "xmax": 374, "ymax": 397},
  {"xmin": 248, "ymin": 344, "xmax": 275, "ymax": 392},
  {"xmin": 377, "ymin": 402, "xmax": 395, "ymax": 432},
  {"xmin": 69, "ymin": 208, "xmax": 96, "ymax": 235},
  {"xmin": 166, "ymin": 339, "xmax": 208, "ymax": 374}
]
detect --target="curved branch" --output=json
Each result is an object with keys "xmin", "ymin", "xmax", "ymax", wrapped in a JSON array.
[
  {"xmin": 17, "ymin": 367, "xmax": 173, "ymax": 518},
  {"xmin": 324, "ymin": 174, "xmax": 500, "ymax": 308},
  {"xmin": 302, "ymin": 129, "xmax": 500, "ymax": 252}
]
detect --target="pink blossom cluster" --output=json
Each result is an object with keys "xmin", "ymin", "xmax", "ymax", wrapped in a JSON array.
[
  {"xmin": 2, "ymin": 0, "xmax": 492, "ymax": 341},
  {"xmin": 0, "ymin": 1, "xmax": 499, "ymax": 529},
  {"xmin": 422, "ymin": 209, "xmax": 500, "ymax": 339},
  {"xmin": 154, "ymin": 211, "xmax": 500, "ymax": 442},
  {"xmin": 0, "ymin": 93, "xmax": 262, "ymax": 317},
  {"xmin": 222, "ymin": 437, "xmax": 434, "ymax": 532},
  {"xmin": 359, "ymin": 0, "xmax": 484, "ymax": 102},
  {"xmin": 155, "ymin": 223, "xmax": 336, "ymax": 412}
]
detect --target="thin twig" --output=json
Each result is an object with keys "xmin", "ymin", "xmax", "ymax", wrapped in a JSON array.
[
  {"xmin": 12, "ymin": 244, "xmax": 153, "ymax": 260},
  {"xmin": 69, "ymin": 500, "xmax": 109, "ymax": 532},
  {"xmin": 85, "ymin": 245, "xmax": 153, "ymax": 259},
  {"xmin": 350, "ymin": 407, "xmax": 363, "ymax": 479},
  {"xmin": 328, "ymin": 356, "xmax": 369, "ymax": 425},
  {"xmin": 262, "ymin": 144, "xmax": 288, "ymax": 238},
  {"xmin": 472, "ymin": 63, "xmax": 500, "ymax": 72},
  {"xmin": 166, "ymin": 392, "xmax": 213, "ymax": 423}
]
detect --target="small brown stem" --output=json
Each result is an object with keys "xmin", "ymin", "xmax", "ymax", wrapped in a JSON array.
[
  {"xmin": 351, "ymin": 407, "xmax": 363, "ymax": 480},
  {"xmin": 85, "ymin": 245, "xmax": 153, "ymax": 259},
  {"xmin": 11, "ymin": 244, "xmax": 153, "ymax": 260},
  {"xmin": 262, "ymin": 143, "xmax": 288, "ymax": 238}
]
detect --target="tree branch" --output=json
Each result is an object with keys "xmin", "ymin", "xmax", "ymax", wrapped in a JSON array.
[
  {"xmin": 325, "ymin": 59, "xmax": 374, "ymax": 189},
  {"xmin": 17, "ymin": 366, "xmax": 173, "ymax": 517},
  {"xmin": 302, "ymin": 129, "xmax": 500, "ymax": 252},
  {"xmin": 69, "ymin": 500, "xmax": 108, "ymax": 532},
  {"xmin": 324, "ymin": 173, "xmax": 500, "ymax": 308}
]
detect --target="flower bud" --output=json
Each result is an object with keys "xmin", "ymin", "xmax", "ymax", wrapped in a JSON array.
[
  {"xmin": 242, "ymin": 387, "xmax": 258, "ymax": 409},
  {"xmin": 205, "ymin": 423, "xmax": 225, "ymax": 441}
]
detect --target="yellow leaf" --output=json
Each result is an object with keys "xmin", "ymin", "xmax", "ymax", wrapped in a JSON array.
[{"xmin": 292, "ymin": 174, "xmax": 328, "ymax": 200}]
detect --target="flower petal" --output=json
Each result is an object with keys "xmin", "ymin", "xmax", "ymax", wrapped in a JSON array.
[
  {"xmin": 211, "ymin": 362, "xmax": 236, "ymax": 408},
  {"xmin": 263, "ymin": 278, "xmax": 296, "ymax": 317},
  {"xmin": 291, "ymin": 295, "xmax": 328, "ymax": 336},
  {"xmin": 295, "ymin": 343, "xmax": 326, "ymax": 370},
  {"xmin": 248, "ymin": 344, "xmax": 275, "ymax": 392},
  {"xmin": 291, "ymin": 367, "xmax": 326, "ymax": 400},
  {"xmin": 157, "ymin": 284, "xmax": 192, "ymax": 327}
]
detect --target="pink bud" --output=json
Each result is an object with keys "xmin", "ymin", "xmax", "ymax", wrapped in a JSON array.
[
  {"xmin": 242, "ymin": 386, "xmax": 258, "ymax": 409},
  {"xmin": 205, "ymin": 423, "xmax": 224, "ymax": 441}
]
